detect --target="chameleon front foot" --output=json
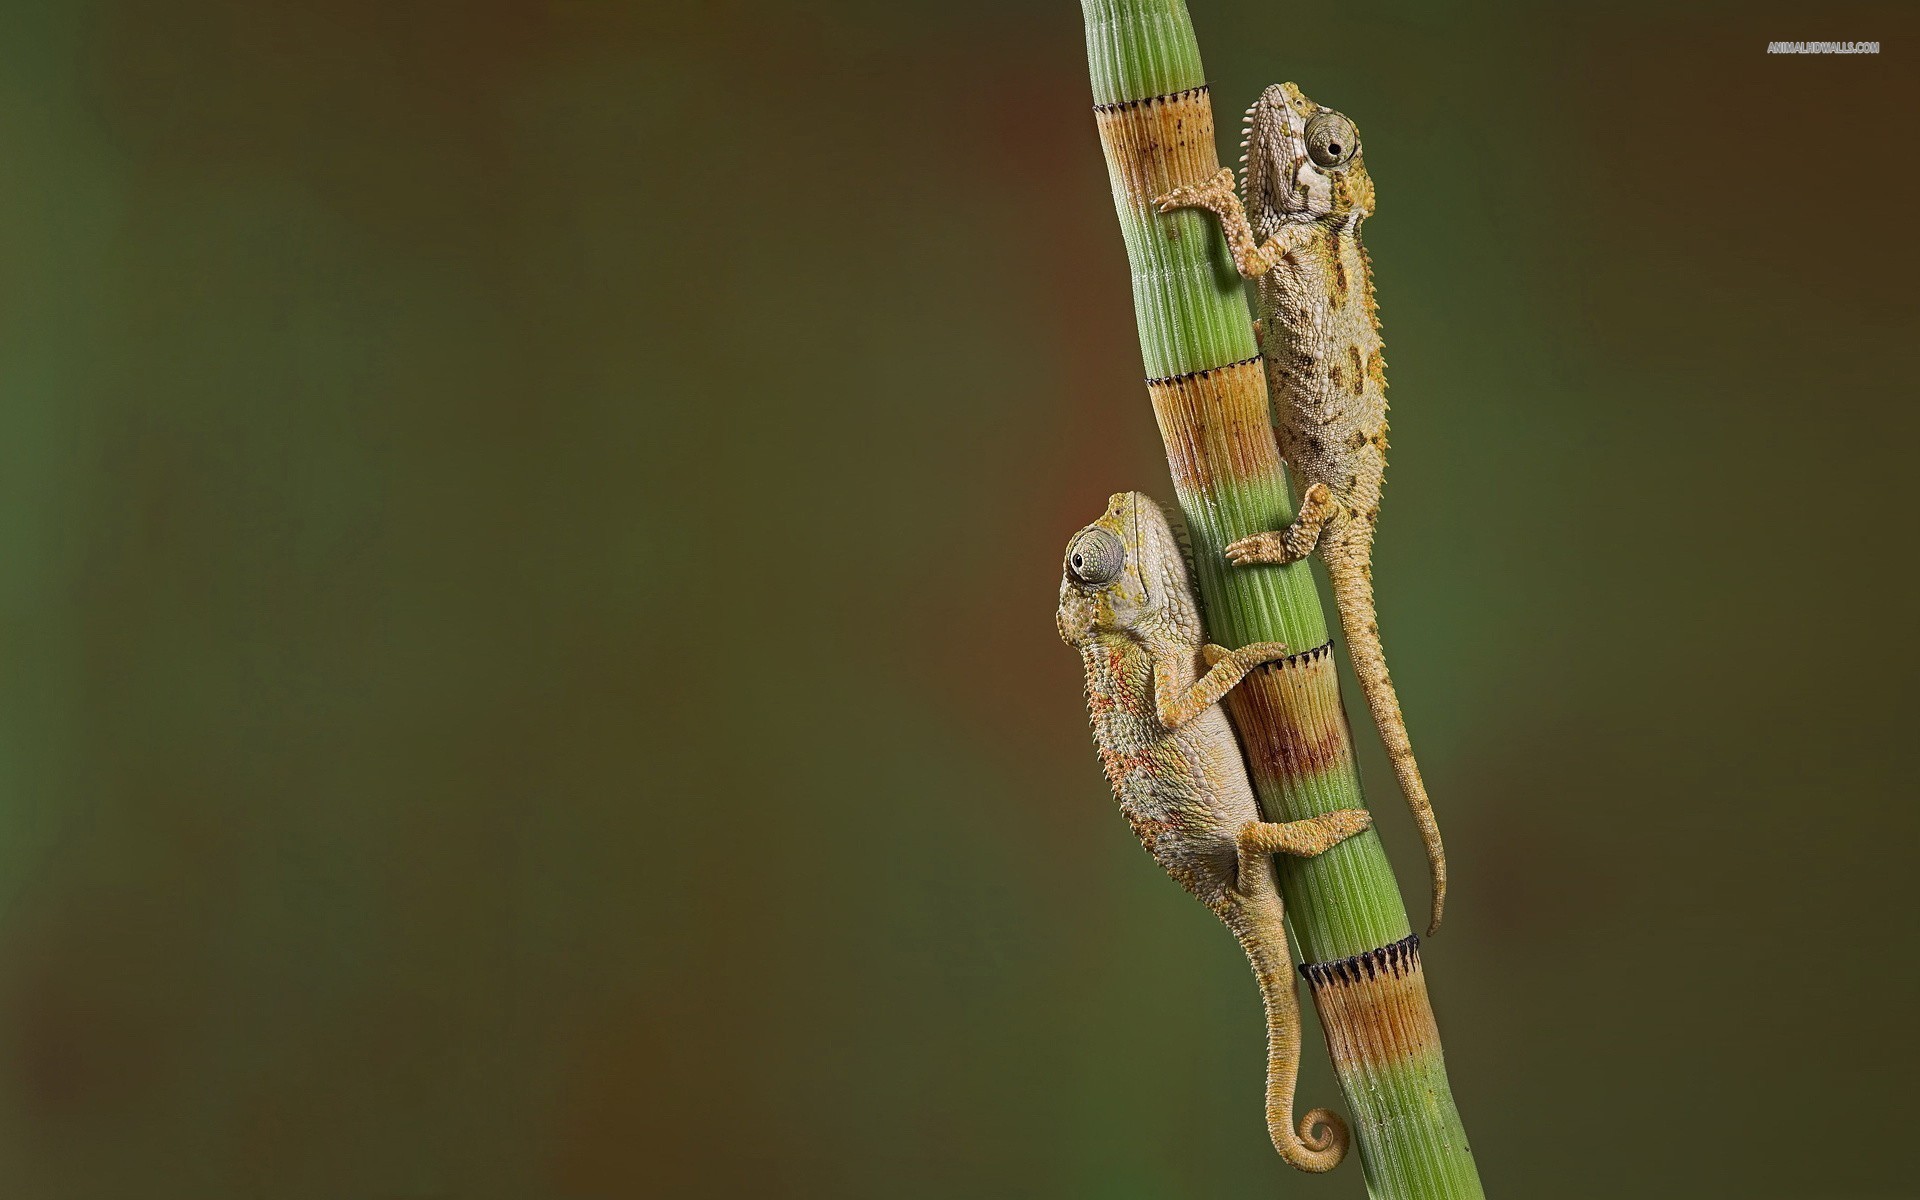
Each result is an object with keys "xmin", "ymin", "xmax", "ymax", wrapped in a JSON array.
[
  {"xmin": 1199, "ymin": 641, "xmax": 1290, "ymax": 671},
  {"xmin": 1225, "ymin": 484, "xmax": 1338, "ymax": 566},
  {"xmin": 1154, "ymin": 641, "xmax": 1291, "ymax": 730},
  {"xmin": 1154, "ymin": 168, "xmax": 1311, "ymax": 278},
  {"xmin": 1154, "ymin": 167, "xmax": 1239, "ymax": 215}
]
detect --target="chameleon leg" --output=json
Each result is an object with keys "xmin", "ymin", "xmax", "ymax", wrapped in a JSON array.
[
  {"xmin": 1228, "ymin": 812, "xmax": 1371, "ymax": 1173},
  {"xmin": 1235, "ymin": 810, "xmax": 1372, "ymax": 904},
  {"xmin": 1238, "ymin": 809, "xmax": 1373, "ymax": 860},
  {"xmin": 1154, "ymin": 168, "xmax": 1312, "ymax": 278},
  {"xmin": 1224, "ymin": 483, "xmax": 1338, "ymax": 566},
  {"xmin": 1152, "ymin": 641, "xmax": 1291, "ymax": 730}
]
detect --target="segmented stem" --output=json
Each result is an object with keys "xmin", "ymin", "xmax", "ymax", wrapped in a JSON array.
[{"xmin": 1079, "ymin": 2, "xmax": 1485, "ymax": 1195}]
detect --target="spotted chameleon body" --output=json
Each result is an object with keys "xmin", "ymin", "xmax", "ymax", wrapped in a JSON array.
[
  {"xmin": 1157, "ymin": 82, "xmax": 1447, "ymax": 935},
  {"xmin": 1058, "ymin": 491, "xmax": 1371, "ymax": 1174}
]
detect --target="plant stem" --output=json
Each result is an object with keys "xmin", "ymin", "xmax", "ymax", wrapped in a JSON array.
[{"xmin": 1079, "ymin": 1, "xmax": 1485, "ymax": 1195}]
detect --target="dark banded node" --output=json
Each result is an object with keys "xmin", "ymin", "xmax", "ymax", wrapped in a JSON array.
[
  {"xmin": 1299, "ymin": 935, "xmax": 1440, "ymax": 1071},
  {"xmin": 1250, "ymin": 639, "xmax": 1334, "ymax": 673},
  {"xmin": 1091, "ymin": 84, "xmax": 1211, "ymax": 114},
  {"xmin": 1093, "ymin": 86, "xmax": 1222, "ymax": 206},
  {"xmin": 1145, "ymin": 357, "xmax": 1278, "ymax": 493},
  {"xmin": 1299, "ymin": 933, "xmax": 1420, "ymax": 986},
  {"xmin": 1144, "ymin": 354, "xmax": 1262, "ymax": 388},
  {"xmin": 1223, "ymin": 639, "xmax": 1356, "ymax": 786}
]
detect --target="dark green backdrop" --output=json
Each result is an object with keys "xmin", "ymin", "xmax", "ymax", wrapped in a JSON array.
[{"xmin": 1, "ymin": 1, "xmax": 1914, "ymax": 1196}]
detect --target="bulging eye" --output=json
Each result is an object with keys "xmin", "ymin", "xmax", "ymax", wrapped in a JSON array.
[
  {"xmin": 1067, "ymin": 528, "xmax": 1125, "ymax": 586},
  {"xmin": 1304, "ymin": 112, "xmax": 1359, "ymax": 169}
]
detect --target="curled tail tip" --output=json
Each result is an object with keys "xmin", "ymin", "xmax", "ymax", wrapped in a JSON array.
[
  {"xmin": 1300, "ymin": 1109, "xmax": 1346, "ymax": 1153},
  {"xmin": 1280, "ymin": 1109, "xmax": 1350, "ymax": 1173}
]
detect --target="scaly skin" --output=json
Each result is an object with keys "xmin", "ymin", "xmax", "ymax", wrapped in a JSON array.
[
  {"xmin": 1155, "ymin": 82, "xmax": 1448, "ymax": 936},
  {"xmin": 1057, "ymin": 491, "xmax": 1371, "ymax": 1174}
]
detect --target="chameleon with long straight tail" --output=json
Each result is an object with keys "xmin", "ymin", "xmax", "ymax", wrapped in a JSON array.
[
  {"xmin": 1156, "ymin": 82, "xmax": 1448, "ymax": 935},
  {"xmin": 1058, "ymin": 491, "xmax": 1371, "ymax": 1174}
]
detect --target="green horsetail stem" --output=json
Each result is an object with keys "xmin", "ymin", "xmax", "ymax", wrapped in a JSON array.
[{"xmin": 1080, "ymin": 1, "xmax": 1485, "ymax": 1196}]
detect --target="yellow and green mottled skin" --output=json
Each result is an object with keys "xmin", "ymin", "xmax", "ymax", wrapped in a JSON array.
[
  {"xmin": 1158, "ymin": 83, "xmax": 1448, "ymax": 936},
  {"xmin": 1092, "ymin": 67, "xmax": 1403, "ymax": 961},
  {"xmin": 1057, "ymin": 490, "xmax": 1370, "ymax": 1174}
]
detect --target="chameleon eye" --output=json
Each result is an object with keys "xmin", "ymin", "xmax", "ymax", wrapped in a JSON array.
[
  {"xmin": 1304, "ymin": 112, "xmax": 1359, "ymax": 169},
  {"xmin": 1067, "ymin": 528, "xmax": 1126, "ymax": 586}
]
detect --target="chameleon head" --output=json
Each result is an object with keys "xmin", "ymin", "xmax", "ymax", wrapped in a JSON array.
[
  {"xmin": 1241, "ymin": 82, "xmax": 1376, "ymax": 224},
  {"xmin": 1056, "ymin": 492, "xmax": 1203, "ymax": 648}
]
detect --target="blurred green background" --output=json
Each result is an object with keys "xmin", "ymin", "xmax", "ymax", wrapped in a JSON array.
[{"xmin": 0, "ymin": 1, "xmax": 1914, "ymax": 1196}]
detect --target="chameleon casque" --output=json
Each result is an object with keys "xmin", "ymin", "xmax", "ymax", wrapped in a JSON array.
[
  {"xmin": 1156, "ymin": 82, "xmax": 1447, "ymax": 935},
  {"xmin": 1057, "ymin": 491, "xmax": 1371, "ymax": 1173}
]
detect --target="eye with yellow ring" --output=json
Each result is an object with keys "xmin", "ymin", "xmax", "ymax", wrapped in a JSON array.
[
  {"xmin": 1067, "ymin": 528, "xmax": 1125, "ymax": 586},
  {"xmin": 1304, "ymin": 112, "xmax": 1359, "ymax": 169}
]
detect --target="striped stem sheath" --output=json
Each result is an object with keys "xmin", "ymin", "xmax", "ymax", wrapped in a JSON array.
[
  {"xmin": 1304, "ymin": 941, "xmax": 1483, "ymax": 1198},
  {"xmin": 1080, "ymin": 1, "xmax": 1485, "ymax": 1195}
]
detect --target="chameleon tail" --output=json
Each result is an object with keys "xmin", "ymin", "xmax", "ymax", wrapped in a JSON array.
[
  {"xmin": 1231, "ymin": 893, "xmax": 1349, "ymax": 1173},
  {"xmin": 1325, "ymin": 544, "xmax": 1447, "ymax": 935}
]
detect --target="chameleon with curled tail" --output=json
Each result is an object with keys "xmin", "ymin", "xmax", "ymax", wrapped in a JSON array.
[
  {"xmin": 1058, "ymin": 490, "xmax": 1370, "ymax": 1173},
  {"xmin": 1156, "ymin": 82, "xmax": 1448, "ymax": 935}
]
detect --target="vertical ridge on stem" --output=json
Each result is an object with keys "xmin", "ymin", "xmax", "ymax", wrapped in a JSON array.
[{"xmin": 1078, "ymin": 1, "xmax": 1486, "ymax": 1194}]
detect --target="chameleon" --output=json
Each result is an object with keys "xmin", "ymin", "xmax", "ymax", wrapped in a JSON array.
[
  {"xmin": 1057, "ymin": 490, "xmax": 1371, "ymax": 1173},
  {"xmin": 1155, "ymin": 82, "xmax": 1448, "ymax": 935}
]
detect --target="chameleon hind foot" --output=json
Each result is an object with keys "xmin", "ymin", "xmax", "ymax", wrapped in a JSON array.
[
  {"xmin": 1225, "ymin": 484, "xmax": 1337, "ymax": 566},
  {"xmin": 1238, "ymin": 809, "xmax": 1373, "ymax": 859}
]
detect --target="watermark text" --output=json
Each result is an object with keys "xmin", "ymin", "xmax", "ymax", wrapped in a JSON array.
[{"xmin": 1767, "ymin": 41, "xmax": 1879, "ymax": 54}]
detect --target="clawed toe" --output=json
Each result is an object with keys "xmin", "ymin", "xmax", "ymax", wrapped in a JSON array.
[{"xmin": 1224, "ymin": 534, "xmax": 1281, "ymax": 565}]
